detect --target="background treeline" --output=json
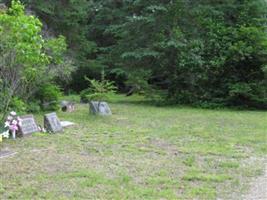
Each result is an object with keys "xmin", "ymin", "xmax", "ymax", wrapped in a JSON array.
[{"xmin": 1, "ymin": 0, "xmax": 267, "ymax": 109}]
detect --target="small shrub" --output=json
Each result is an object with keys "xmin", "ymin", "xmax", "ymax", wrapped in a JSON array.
[
  {"xmin": 227, "ymin": 82, "xmax": 267, "ymax": 109},
  {"xmin": 37, "ymin": 83, "xmax": 62, "ymax": 111},
  {"xmin": 83, "ymin": 70, "xmax": 117, "ymax": 103},
  {"xmin": 86, "ymin": 78, "xmax": 117, "ymax": 102},
  {"xmin": 9, "ymin": 97, "xmax": 27, "ymax": 114},
  {"xmin": 27, "ymin": 101, "xmax": 41, "ymax": 113},
  {"xmin": 80, "ymin": 88, "xmax": 92, "ymax": 103}
]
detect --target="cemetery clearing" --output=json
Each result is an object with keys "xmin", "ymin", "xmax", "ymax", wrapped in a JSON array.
[{"xmin": 0, "ymin": 95, "xmax": 266, "ymax": 199}]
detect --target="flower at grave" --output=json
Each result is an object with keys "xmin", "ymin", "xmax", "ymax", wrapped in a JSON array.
[
  {"xmin": 10, "ymin": 124, "xmax": 19, "ymax": 131},
  {"xmin": 2, "ymin": 130, "xmax": 9, "ymax": 138},
  {"xmin": 7, "ymin": 115, "xmax": 12, "ymax": 121},
  {"xmin": 11, "ymin": 120, "xmax": 18, "ymax": 125},
  {"xmin": 2, "ymin": 111, "xmax": 21, "ymax": 139},
  {"xmin": 10, "ymin": 111, "xmax": 16, "ymax": 116},
  {"xmin": 4, "ymin": 121, "xmax": 10, "ymax": 128},
  {"xmin": 38, "ymin": 125, "xmax": 46, "ymax": 133}
]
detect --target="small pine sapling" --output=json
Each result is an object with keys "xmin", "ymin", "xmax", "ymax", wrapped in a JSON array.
[{"xmin": 85, "ymin": 69, "xmax": 117, "ymax": 109}]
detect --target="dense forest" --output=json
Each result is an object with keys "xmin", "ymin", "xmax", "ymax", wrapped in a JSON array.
[{"xmin": 1, "ymin": 0, "xmax": 267, "ymax": 110}]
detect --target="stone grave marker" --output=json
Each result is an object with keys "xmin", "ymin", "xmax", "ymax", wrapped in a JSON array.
[
  {"xmin": 89, "ymin": 101, "xmax": 112, "ymax": 115},
  {"xmin": 44, "ymin": 112, "xmax": 62, "ymax": 133},
  {"xmin": 60, "ymin": 121, "xmax": 75, "ymax": 128},
  {"xmin": 60, "ymin": 101, "xmax": 75, "ymax": 112},
  {"xmin": 19, "ymin": 115, "xmax": 39, "ymax": 136}
]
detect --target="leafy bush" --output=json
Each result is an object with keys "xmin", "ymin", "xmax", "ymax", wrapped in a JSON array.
[
  {"xmin": 0, "ymin": 1, "xmax": 72, "ymax": 119},
  {"xmin": 37, "ymin": 84, "xmax": 62, "ymax": 111},
  {"xmin": 9, "ymin": 97, "xmax": 27, "ymax": 114},
  {"xmin": 27, "ymin": 101, "xmax": 41, "ymax": 113},
  {"xmin": 125, "ymin": 69, "xmax": 152, "ymax": 96},
  {"xmin": 16, "ymin": 0, "xmax": 267, "ymax": 109},
  {"xmin": 80, "ymin": 88, "xmax": 92, "ymax": 103},
  {"xmin": 227, "ymin": 82, "xmax": 267, "ymax": 109},
  {"xmin": 85, "ymin": 78, "xmax": 117, "ymax": 103}
]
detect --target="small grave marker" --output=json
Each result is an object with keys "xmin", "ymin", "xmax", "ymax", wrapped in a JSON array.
[
  {"xmin": 89, "ymin": 101, "xmax": 112, "ymax": 115},
  {"xmin": 60, "ymin": 101, "xmax": 75, "ymax": 112},
  {"xmin": 44, "ymin": 112, "xmax": 62, "ymax": 133},
  {"xmin": 19, "ymin": 115, "xmax": 39, "ymax": 136},
  {"xmin": 60, "ymin": 121, "xmax": 75, "ymax": 128}
]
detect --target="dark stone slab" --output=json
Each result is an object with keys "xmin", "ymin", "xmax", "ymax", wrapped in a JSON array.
[
  {"xmin": 19, "ymin": 115, "xmax": 39, "ymax": 136},
  {"xmin": 44, "ymin": 112, "xmax": 63, "ymax": 133},
  {"xmin": 89, "ymin": 101, "xmax": 112, "ymax": 115},
  {"xmin": 60, "ymin": 101, "xmax": 75, "ymax": 112}
]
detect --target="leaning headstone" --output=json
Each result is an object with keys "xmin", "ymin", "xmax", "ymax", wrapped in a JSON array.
[
  {"xmin": 89, "ymin": 101, "xmax": 112, "ymax": 115},
  {"xmin": 19, "ymin": 115, "xmax": 39, "ymax": 137},
  {"xmin": 44, "ymin": 112, "xmax": 62, "ymax": 133}
]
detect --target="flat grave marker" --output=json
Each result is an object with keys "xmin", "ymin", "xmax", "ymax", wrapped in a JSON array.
[
  {"xmin": 60, "ymin": 121, "xmax": 76, "ymax": 128},
  {"xmin": 19, "ymin": 115, "xmax": 39, "ymax": 136},
  {"xmin": 44, "ymin": 112, "xmax": 63, "ymax": 133}
]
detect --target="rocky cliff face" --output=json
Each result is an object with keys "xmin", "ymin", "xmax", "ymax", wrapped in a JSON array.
[{"xmin": 0, "ymin": 3, "xmax": 7, "ymax": 11}]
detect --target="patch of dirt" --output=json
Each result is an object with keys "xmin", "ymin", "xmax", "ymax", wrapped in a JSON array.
[
  {"xmin": 149, "ymin": 138, "xmax": 180, "ymax": 156},
  {"xmin": 242, "ymin": 165, "xmax": 267, "ymax": 200}
]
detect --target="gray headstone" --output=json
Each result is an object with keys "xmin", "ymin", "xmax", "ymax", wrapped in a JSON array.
[
  {"xmin": 19, "ymin": 115, "xmax": 39, "ymax": 136},
  {"xmin": 89, "ymin": 101, "xmax": 112, "ymax": 115},
  {"xmin": 44, "ymin": 112, "xmax": 62, "ymax": 133}
]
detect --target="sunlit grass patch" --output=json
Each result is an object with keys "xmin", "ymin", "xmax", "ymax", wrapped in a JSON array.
[
  {"xmin": 0, "ymin": 95, "xmax": 266, "ymax": 199},
  {"xmin": 183, "ymin": 170, "xmax": 232, "ymax": 182},
  {"xmin": 186, "ymin": 185, "xmax": 217, "ymax": 199},
  {"xmin": 183, "ymin": 155, "xmax": 196, "ymax": 167},
  {"xmin": 219, "ymin": 161, "xmax": 240, "ymax": 169}
]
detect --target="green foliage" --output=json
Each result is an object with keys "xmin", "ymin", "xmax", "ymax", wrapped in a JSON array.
[
  {"xmin": 26, "ymin": 101, "xmax": 41, "ymax": 113},
  {"xmin": 126, "ymin": 70, "xmax": 152, "ymax": 95},
  {"xmin": 37, "ymin": 83, "xmax": 62, "ymax": 111},
  {"xmin": 80, "ymin": 88, "xmax": 92, "ymax": 103},
  {"xmin": 84, "ymin": 75, "xmax": 117, "ymax": 103},
  {"xmin": 12, "ymin": 0, "xmax": 267, "ymax": 109},
  {"xmin": 9, "ymin": 97, "xmax": 27, "ymax": 114},
  {"xmin": 0, "ymin": 1, "xmax": 72, "ymax": 117}
]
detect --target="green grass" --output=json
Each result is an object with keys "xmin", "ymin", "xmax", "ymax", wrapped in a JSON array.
[{"xmin": 0, "ymin": 94, "xmax": 266, "ymax": 199}]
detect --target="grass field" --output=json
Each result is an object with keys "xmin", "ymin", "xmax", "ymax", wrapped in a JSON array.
[{"xmin": 0, "ymin": 95, "xmax": 266, "ymax": 199}]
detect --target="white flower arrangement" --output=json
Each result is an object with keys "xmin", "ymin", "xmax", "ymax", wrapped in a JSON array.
[
  {"xmin": 1, "ymin": 130, "xmax": 10, "ymax": 138},
  {"xmin": 1, "ymin": 111, "xmax": 22, "ymax": 139}
]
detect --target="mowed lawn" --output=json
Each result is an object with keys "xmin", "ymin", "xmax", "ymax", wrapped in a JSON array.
[{"xmin": 0, "ymin": 95, "xmax": 266, "ymax": 199}]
